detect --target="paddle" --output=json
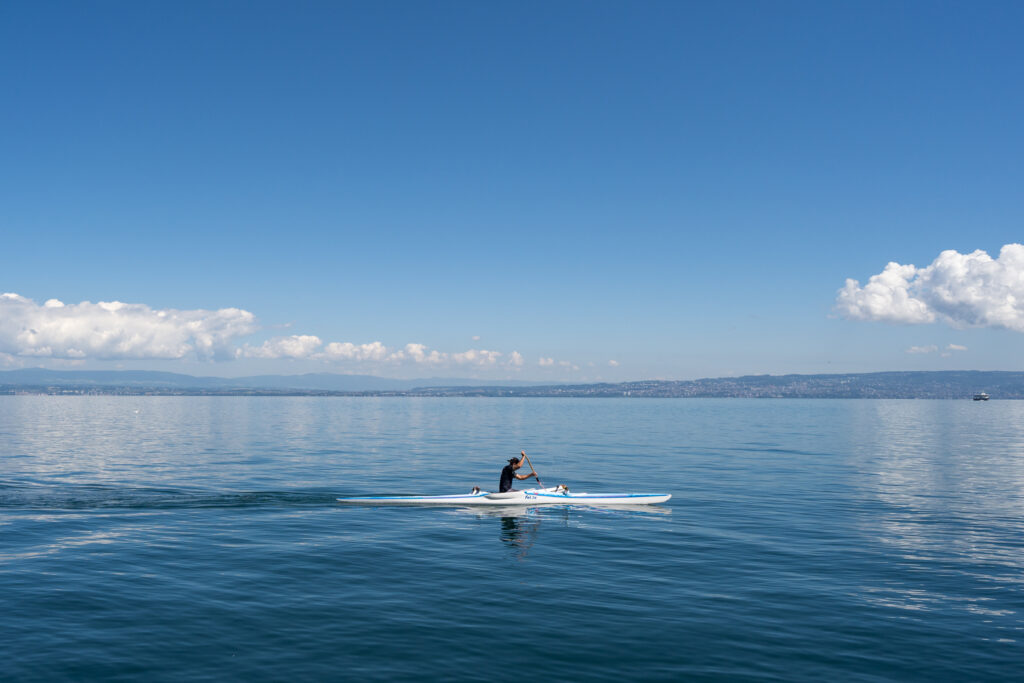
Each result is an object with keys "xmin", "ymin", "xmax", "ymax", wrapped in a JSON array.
[{"xmin": 521, "ymin": 450, "xmax": 544, "ymax": 488}]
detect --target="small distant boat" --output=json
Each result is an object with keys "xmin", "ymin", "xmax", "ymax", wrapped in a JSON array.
[{"xmin": 973, "ymin": 392, "xmax": 990, "ymax": 401}]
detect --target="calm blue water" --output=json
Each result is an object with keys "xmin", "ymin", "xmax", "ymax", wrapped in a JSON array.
[{"xmin": 2, "ymin": 397, "xmax": 1022, "ymax": 681}]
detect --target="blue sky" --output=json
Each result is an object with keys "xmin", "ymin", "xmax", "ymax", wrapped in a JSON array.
[{"xmin": 2, "ymin": 1, "xmax": 1022, "ymax": 380}]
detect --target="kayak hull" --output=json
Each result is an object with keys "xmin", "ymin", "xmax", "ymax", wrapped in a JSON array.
[
  {"xmin": 336, "ymin": 487, "xmax": 671, "ymax": 506},
  {"xmin": 335, "ymin": 491, "xmax": 492, "ymax": 505}
]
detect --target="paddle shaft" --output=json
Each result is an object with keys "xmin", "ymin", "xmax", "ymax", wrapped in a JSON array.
[{"xmin": 521, "ymin": 452, "xmax": 544, "ymax": 487}]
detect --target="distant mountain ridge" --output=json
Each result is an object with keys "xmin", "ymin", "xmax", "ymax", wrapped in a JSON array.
[
  {"xmin": 412, "ymin": 371, "xmax": 1024, "ymax": 399},
  {"xmin": 0, "ymin": 369, "xmax": 543, "ymax": 392},
  {"xmin": 1, "ymin": 368, "xmax": 1020, "ymax": 398}
]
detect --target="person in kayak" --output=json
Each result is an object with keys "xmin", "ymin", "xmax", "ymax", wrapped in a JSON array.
[{"xmin": 499, "ymin": 451, "xmax": 539, "ymax": 493}]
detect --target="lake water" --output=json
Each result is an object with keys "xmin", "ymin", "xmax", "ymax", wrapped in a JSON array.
[{"xmin": 1, "ymin": 397, "xmax": 1022, "ymax": 680}]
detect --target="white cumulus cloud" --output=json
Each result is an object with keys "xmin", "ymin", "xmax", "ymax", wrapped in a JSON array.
[
  {"xmin": 1, "ymin": 292, "xmax": 566, "ymax": 374},
  {"xmin": 539, "ymin": 357, "xmax": 554, "ymax": 367},
  {"xmin": 836, "ymin": 244, "xmax": 1024, "ymax": 331},
  {"xmin": 451, "ymin": 349, "xmax": 502, "ymax": 365},
  {"xmin": 243, "ymin": 335, "xmax": 323, "ymax": 359},
  {"xmin": 906, "ymin": 345, "xmax": 939, "ymax": 354},
  {"xmin": 392, "ymin": 343, "xmax": 446, "ymax": 365},
  {"xmin": 321, "ymin": 340, "xmax": 391, "ymax": 362},
  {"xmin": 0, "ymin": 293, "xmax": 256, "ymax": 360},
  {"xmin": 905, "ymin": 343, "xmax": 968, "ymax": 355},
  {"xmin": 242, "ymin": 338, "xmax": 527, "ymax": 369}
]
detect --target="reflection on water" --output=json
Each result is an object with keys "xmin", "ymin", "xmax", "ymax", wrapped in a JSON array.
[
  {"xmin": 854, "ymin": 402, "xmax": 1024, "ymax": 562},
  {"xmin": 453, "ymin": 505, "xmax": 671, "ymax": 560},
  {"xmin": 451, "ymin": 507, "xmax": 545, "ymax": 560},
  {"xmin": 499, "ymin": 514, "xmax": 539, "ymax": 560},
  {"xmin": 846, "ymin": 401, "xmax": 1024, "ymax": 626}
]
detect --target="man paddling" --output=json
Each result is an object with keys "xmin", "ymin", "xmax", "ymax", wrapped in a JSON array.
[{"xmin": 499, "ymin": 451, "xmax": 539, "ymax": 493}]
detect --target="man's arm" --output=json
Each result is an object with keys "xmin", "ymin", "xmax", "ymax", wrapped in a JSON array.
[{"xmin": 516, "ymin": 451, "xmax": 535, "ymax": 480}]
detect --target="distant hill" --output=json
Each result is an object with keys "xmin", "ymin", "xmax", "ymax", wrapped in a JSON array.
[
  {"xmin": 410, "ymin": 371, "xmax": 1024, "ymax": 399},
  {"xmin": 0, "ymin": 369, "xmax": 544, "ymax": 393},
  {"xmin": 223, "ymin": 373, "xmax": 543, "ymax": 391}
]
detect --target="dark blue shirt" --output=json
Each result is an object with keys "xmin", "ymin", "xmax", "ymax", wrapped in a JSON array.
[{"xmin": 499, "ymin": 465, "xmax": 516, "ymax": 492}]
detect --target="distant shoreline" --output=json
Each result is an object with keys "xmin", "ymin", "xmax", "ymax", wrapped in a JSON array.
[
  {"xmin": 2, "ymin": 392, "xmax": 1015, "ymax": 399},
  {"xmin": 2, "ymin": 369, "xmax": 1020, "ymax": 399}
]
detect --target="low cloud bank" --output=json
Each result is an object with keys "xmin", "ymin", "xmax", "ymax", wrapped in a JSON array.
[
  {"xmin": 836, "ymin": 244, "xmax": 1024, "ymax": 331},
  {"xmin": 0, "ymin": 293, "xmax": 548, "ymax": 371},
  {"xmin": 906, "ymin": 343, "xmax": 968, "ymax": 357},
  {"xmin": 0, "ymin": 293, "xmax": 256, "ymax": 360},
  {"xmin": 242, "ymin": 337, "xmax": 519, "ymax": 368}
]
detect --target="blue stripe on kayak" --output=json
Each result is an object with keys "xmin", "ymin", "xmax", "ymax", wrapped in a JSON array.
[
  {"xmin": 530, "ymin": 492, "xmax": 667, "ymax": 499},
  {"xmin": 337, "ymin": 493, "xmax": 489, "ymax": 501},
  {"xmin": 337, "ymin": 491, "xmax": 668, "ymax": 502}
]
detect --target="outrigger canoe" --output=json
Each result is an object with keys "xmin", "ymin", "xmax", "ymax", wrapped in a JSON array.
[{"xmin": 336, "ymin": 485, "xmax": 671, "ymax": 506}]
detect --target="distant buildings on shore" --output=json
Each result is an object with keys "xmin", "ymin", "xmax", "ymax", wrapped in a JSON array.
[{"xmin": 1, "ymin": 370, "xmax": 1019, "ymax": 399}]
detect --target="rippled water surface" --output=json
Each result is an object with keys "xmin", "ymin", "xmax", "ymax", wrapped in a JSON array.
[{"xmin": 2, "ymin": 397, "xmax": 1022, "ymax": 680}]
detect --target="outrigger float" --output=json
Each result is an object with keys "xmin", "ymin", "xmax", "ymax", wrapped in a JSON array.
[{"xmin": 336, "ymin": 484, "xmax": 672, "ymax": 506}]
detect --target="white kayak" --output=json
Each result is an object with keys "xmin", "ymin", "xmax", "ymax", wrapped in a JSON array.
[{"xmin": 336, "ymin": 486, "xmax": 671, "ymax": 506}]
